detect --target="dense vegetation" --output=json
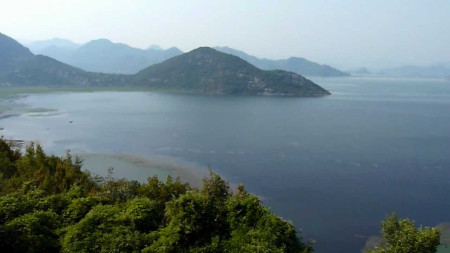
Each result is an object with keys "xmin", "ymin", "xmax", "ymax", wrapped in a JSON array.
[
  {"xmin": 133, "ymin": 47, "xmax": 330, "ymax": 96},
  {"xmin": 369, "ymin": 213, "xmax": 440, "ymax": 253},
  {"xmin": 0, "ymin": 138, "xmax": 312, "ymax": 252},
  {"xmin": 0, "ymin": 136, "xmax": 441, "ymax": 252}
]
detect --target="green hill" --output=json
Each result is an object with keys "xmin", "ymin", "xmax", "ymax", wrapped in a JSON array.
[{"xmin": 134, "ymin": 47, "xmax": 330, "ymax": 96}]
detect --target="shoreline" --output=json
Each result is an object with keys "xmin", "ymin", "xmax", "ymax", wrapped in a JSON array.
[
  {"xmin": 79, "ymin": 152, "xmax": 207, "ymax": 188},
  {"xmin": 0, "ymin": 90, "xmax": 208, "ymax": 188}
]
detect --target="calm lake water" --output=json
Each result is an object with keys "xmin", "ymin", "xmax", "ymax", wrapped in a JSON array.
[{"xmin": 1, "ymin": 77, "xmax": 450, "ymax": 252}]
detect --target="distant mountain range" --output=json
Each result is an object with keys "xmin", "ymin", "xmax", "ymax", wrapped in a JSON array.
[
  {"xmin": 0, "ymin": 33, "xmax": 330, "ymax": 96},
  {"xmin": 25, "ymin": 39, "xmax": 348, "ymax": 77},
  {"xmin": 215, "ymin": 47, "xmax": 350, "ymax": 77},
  {"xmin": 27, "ymin": 38, "xmax": 80, "ymax": 53},
  {"xmin": 0, "ymin": 33, "xmax": 126, "ymax": 86},
  {"xmin": 26, "ymin": 39, "xmax": 182, "ymax": 74},
  {"xmin": 25, "ymin": 38, "xmax": 450, "ymax": 79}
]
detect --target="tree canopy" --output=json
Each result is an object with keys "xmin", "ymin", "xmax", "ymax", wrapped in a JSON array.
[
  {"xmin": 0, "ymin": 138, "xmax": 312, "ymax": 252},
  {"xmin": 370, "ymin": 213, "xmax": 440, "ymax": 253},
  {"xmin": 0, "ymin": 138, "xmax": 442, "ymax": 252}
]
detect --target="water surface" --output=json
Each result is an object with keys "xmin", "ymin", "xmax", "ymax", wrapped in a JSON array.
[{"xmin": 1, "ymin": 77, "xmax": 449, "ymax": 252}]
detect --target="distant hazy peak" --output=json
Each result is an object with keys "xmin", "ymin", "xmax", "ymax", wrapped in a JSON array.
[
  {"xmin": 286, "ymin": 57, "xmax": 310, "ymax": 63},
  {"xmin": 164, "ymin": 46, "xmax": 183, "ymax": 52},
  {"xmin": 214, "ymin": 46, "xmax": 251, "ymax": 56},
  {"xmin": 36, "ymin": 37, "xmax": 77, "ymax": 44},
  {"xmin": 214, "ymin": 46, "xmax": 349, "ymax": 77},
  {"xmin": 215, "ymin": 46, "xmax": 243, "ymax": 52},
  {"xmin": 84, "ymin": 38, "xmax": 114, "ymax": 46},
  {"xmin": 147, "ymin": 44, "xmax": 163, "ymax": 51},
  {"xmin": 26, "ymin": 38, "xmax": 80, "ymax": 54}
]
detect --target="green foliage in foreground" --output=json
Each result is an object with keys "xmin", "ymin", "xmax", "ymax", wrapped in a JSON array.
[
  {"xmin": 370, "ymin": 212, "xmax": 440, "ymax": 253},
  {"xmin": 0, "ymin": 138, "xmax": 312, "ymax": 252}
]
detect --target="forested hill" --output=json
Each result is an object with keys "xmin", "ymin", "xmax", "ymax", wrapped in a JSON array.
[
  {"xmin": 0, "ymin": 138, "xmax": 312, "ymax": 252},
  {"xmin": 133, "ymin": 47, "xmax": 331, "ymax": 96},
  {"xmin": 0, "ymin": 33, "xmax": 330, "ymax": 96}
]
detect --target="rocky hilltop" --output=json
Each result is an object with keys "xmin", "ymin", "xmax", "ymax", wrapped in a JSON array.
[{"xmin": 133, "ymin": 47, "xmax": 330, "ymax": 96}]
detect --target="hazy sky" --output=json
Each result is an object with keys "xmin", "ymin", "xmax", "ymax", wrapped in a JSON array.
[{"xmin": 1, "ymin": 0, "xmax": 449, "ymax": 69}]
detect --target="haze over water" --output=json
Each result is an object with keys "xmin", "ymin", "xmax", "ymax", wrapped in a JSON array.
[{"xmin": 1, "ymin": 77, "xmax": 450, "ymax": 252}]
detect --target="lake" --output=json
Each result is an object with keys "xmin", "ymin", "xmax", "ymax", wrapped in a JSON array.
[{"xmin": 1, "ymin": 77, "xmax": 449, "ymax": 252}]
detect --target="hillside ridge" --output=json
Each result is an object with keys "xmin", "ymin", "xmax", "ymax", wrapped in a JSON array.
[{"xmin": 1, "ymin": 34, "xmax": 330, "ymax": 96}]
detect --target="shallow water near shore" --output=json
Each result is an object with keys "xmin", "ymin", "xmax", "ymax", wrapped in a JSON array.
[
  {"xmin": 79, "ymin": 153, "xmax": 206, "ymax": 187},
  {"xmin": 0, "ymin": 77, "xmax": 449, "ymax": 252}
]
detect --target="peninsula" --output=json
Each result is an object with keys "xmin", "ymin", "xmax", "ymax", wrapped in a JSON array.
[{"xmin": 0, "ymin": 33, "xmax": 330, "ymax": 96}]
